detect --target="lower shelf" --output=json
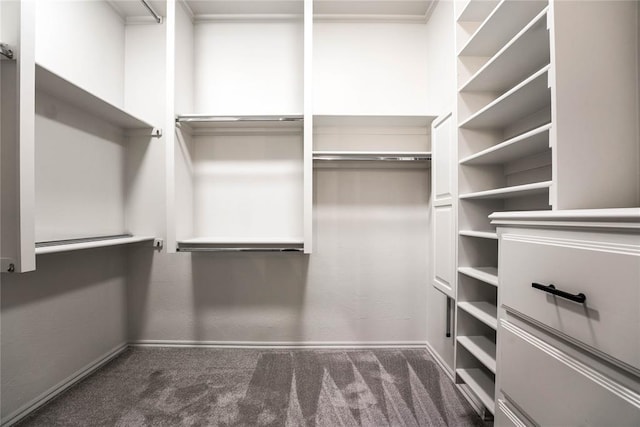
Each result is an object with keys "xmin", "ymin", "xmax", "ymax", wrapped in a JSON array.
[
  {"xmin": 456, "ymin": 368, "xmax": 496, "ymax": 414},
  {"xmin": 457, "ymin": 335, "xmax": 497, "ymax": 373},
  {"xmin": 35, "ymin": 235, "xmax": 155, "ymax": 255}
]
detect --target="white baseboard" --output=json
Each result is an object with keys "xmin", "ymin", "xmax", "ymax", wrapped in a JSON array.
[
  {"xmin": 424, "ymin": 341, "xmax": 455, "ymax": 381},
  {"xmin": 129, "ymin": 340, "xmax": 428, "ymax": 349},
  {"xmin": 1, "ymin": 343, "xmax": 128, "ymax": 427}
]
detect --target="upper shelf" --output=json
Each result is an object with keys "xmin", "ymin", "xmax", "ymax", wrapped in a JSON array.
[
  {"xmin": 183, "ymin": 0, "xmax": 303, "ymax": 16},
  {"xmin": 176, "ymin": 115, "xmax": 304, "ymax": 134},
  {"xmin": 314, "ymin": 115, "xmax": 437, "ymax": 128},
  {"xmin": 36, "ymin": 64, "xmax": 157, "ymax": 132},
  {"xmin": 458, "ymin": 0, "xmax": 547, "ymax": 57},
  {"xmin": 460, "ymin": 9, "xmax": 549, "ymax": 93},
  {"xmin": 457, "ymin": 0, "xmax": 499, "ymax": 23},
  {"xmin": 314, "ymin": 0, "xmax": 435, "ymax": 21},
  {"xmin": 313, "ymin": 151, "xmax": 431, "ymax": 162}
]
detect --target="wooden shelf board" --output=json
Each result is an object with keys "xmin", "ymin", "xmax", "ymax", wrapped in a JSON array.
[
  {"xmin": 456, "ymin": 368, "xmax": 496, "ymax": 414},
  {"xmin": 459, "ymin": 124, "xmax": 551, "ymax": 166},
  {"xmin": 459, "ymin": 230, "xmax": 498, "ymax": 240},
  {"xmin": 459, "ymin": 181, "xmax": 552, "ymax": 201},
  {"xmin": 35, "ymin": 64, "xmax": 155, "ymax": 131},
  {"xmin": 457, "ymin": 335, "xmax": 497, "ymax": 373},
  {"xmin": 35, "ymin": 236, "xmax": 154, "ymax": 255},
  {"xmin": 458, "ymin": 266, "xmax": 499, "ymax": 287},
  {"xmin": 457, "ymin": 0, "xmax": 499, "ymax": 23},
  {"xmin": 459, "ymin": 0, "xmax": 547, "ymax": 57},
  {"xmin": 458, "ymin": 301, "xmax": 498, "ymax": 330},
  {"xmin": 460, "ymin": 66, "xmax": 550, "ymax": 130},
  {"xmin": 460, "ymin": 9, "xmax": 549, "ymax": 93}
]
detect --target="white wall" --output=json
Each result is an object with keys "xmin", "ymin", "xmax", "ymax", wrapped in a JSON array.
[{"xmin": 0, "ymin": 248, "xmax": 128, "ymax": 423}]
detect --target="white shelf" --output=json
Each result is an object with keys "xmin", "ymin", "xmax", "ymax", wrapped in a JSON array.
[
  {"xmin": 459, "ymin": 0, "xmax": 547, "ymax": 57},
  {"xmin": 459, "ymin": 124, "xmax": 551, "ymax": 166},
  {"xmin": 458, "ymin": 267, "xmax": 498, "ymax": 287},
  {"xmin": 460, "ymin": 9, "xmax": 549, "ymax": 93},
  {"xmin": 457, "ymin": 335, "xmax": 497, "ymax": 373},
  {"xmin": 184, "ymin": 0, "xmax": 303, "ymax": 16},
  {"xmin": 459, "ymin": 181, "xmax": 552, "ymax": 201},
  {"xmin": 458, "ymin": 301, "xmax": 498, "ymax": 330},
  {"xmin": 35, "ymin": 64, "xmax": 156, "ymax": 131},
  {"xmin": 35, "ymin": 236, "xmax": 155, "ymax": 255},
  {"xmin": 314, "ymin": 0, "xmax": 433, "ymax": 20},
  {"xmin": 457, "ymin": 0, "xmax": 499, "ymax": 23},
  {"xmin": 456, "ymin": 368, "xmax": 496, "ymax": 414},
  {"xmin": 176, "ymin": 115, "xmax": 304, "ymax": 134},
  {"xmin": 313, "ymin": 115, "xmax": 437, "ymax": 129},
  {"xmin": 460, "ymin": 66, "xmax": 550, "ymax": 130},
  {"xmin": 459, "ymin": 230, "xmax": 498, "ymax": 240},
  {"xmin": 313, "ymin": 151, "xmax": 431, "ymax": 162},
  {"xmin": 179, "ymin": 237, "xmax": 304, "ymax": 245}
]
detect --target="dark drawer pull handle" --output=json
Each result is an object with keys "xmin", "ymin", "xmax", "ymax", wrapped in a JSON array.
[{"xmin": 532, "ymin": 283, "xmax": 586, "ymax": 304}]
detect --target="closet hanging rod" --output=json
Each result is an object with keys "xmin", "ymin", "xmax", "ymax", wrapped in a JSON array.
[
  {"xmin": 313, "ymin": 154, "xmax": 431, "ymax": 162},
  {"xmin": 0, "ymin": 43, "xmax": 14, "ymax": 60},
  {"xmin": 176, "ymin": 115, "xmax": 303, "ymax": 123},
  {"xmin": 141, "ymin": 0, "xmax": 162, "ymax": 24}
]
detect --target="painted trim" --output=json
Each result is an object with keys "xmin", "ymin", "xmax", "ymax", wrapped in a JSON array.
[
  {"xmin": 1, "ymin": 343, "xmax": 128, "ymax": 427},
  {"xmin": 129, "ymin": 340, "xmax": 427, "ymax": 349},
  {"xmin": 424, "ymin": 341, "xmax": 455, "ymax": 381}
]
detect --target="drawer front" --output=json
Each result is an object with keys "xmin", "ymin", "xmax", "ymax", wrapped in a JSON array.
[
  {"xmin": 500, "ymin": 321, "xmax": 640, "ymax": 426},
  {"xmin": 495, "ymin": 399, "xmax": 529, "ymax": 427},
  {"xmin": 501, "ymin": 232, "xmax": 640, "ymax": 370}
]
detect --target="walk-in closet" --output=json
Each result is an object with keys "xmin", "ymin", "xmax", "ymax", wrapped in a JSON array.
[{"xmin": 1, "ymin": 0, "xmax": 639, "ymax": 425}]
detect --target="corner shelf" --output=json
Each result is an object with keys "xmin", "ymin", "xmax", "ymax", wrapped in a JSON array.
[
  {"xmin": 459, "ymin": 66, "xmax": 550, "ymax": 130},
  {"xmin": 460, "ymin": 9, "xmax": 549, "ymax": 93},
  {"xmin": 456, "ymin": 368, "xmax": 496, "ymax": 414},
  {"xmin": 35, "ymin": 235, "xmax": 155, "ymax": 255},
  {"xmin": 459, "ymin": 0, "xmax": 547, "ymax": 57},
  {"xmin": 35, "ymin": 64, "xmax": 157, "ymax": 132},
  {"xmin": 459, "ymin": 230, "xmax": 498, "ymax": 240},
  {"xmin": 459, "ymin": 181, "xmax": 552, "ymax": 201},
  {"xmin": 459, "ymin": 124, "xmax": 551, "ymax": 166},
  {"xmin": 457, "ymin": 335, "xmax": 497, "ymax": 373},
  {"xmin": 458, "ymin": 266, "xmax": 498, "ymax": 287},
  {"xmin": 458, "ymin": 301, "xmax": 498, "ymax": 330}
]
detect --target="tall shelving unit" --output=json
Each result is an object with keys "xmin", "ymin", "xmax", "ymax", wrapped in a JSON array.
[{"xmin": 454, "ymin": 0, "xmax": 550, "ymax": 416}]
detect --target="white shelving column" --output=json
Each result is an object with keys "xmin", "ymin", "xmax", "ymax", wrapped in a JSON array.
[{"xmin": 303, "ymin": 0, "xmax": 313, "ymax": 253}]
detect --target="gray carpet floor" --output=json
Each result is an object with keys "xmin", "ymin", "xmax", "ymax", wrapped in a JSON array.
[{"xmin": 18, "ymin": 348, "xmax": 484, "ymax": 426}]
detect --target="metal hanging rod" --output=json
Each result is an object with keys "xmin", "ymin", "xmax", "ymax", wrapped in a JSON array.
[
  {"xmin": 141, "ymin": 0, "xmax": 162, "ymax": 24},
  {"xmin": 176, "ymin": 115, "xmax": 303, "ymax": 123},
  {"xmin": 313, "ymin": 152, "xmax": 431, "ymax": 162},
  {"xmin": 0, "ymin": 43, "xmax": 14, "ymax": 60}
]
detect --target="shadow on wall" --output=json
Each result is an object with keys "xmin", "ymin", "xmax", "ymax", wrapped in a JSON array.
[{"xmin": 190, "ymin": 253, "xmax": 310, "ymax": 343}]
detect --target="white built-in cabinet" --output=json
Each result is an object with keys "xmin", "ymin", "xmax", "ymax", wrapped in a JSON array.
[
  {"xmin": 448, "ymin": 0, "xmax": 640, "ymax": 418},
  {"xmin": 1, "ymin": 0, "xmax": 165, "ymax": 273}
]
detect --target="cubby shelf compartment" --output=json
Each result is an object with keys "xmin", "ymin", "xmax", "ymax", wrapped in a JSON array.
[
  {"xmin": 456, "ymin": 368, "xmax": 496, "ymax": 414},
  {"xmin": 460, "ymin": 8, "xmax": 549, "ymax": 93},
  {"xmin": 457, "ymin": 335, "xmax": 497, "ymax": 373},
  {"xmin": 177, "ymin": 237, "xmax": 304, "ymax": 253},
  {"xmin": 459, "ymin": 124, "xmax": 551, "ymax": 166},
  {"xmin": 36, "ymin": 64, "xmax": 157, "ymax": 132},
  {"xmin": 456, "ymin": 0, "xmax": 499, "ymax": 23},
  {"xmin": 458, "ymin": 301, "xmax": 498, "ymax": 330},
  {"xmin": 459, "ymin": 181, "xmax": 552, "ymax": 201},
  {"xmin": 35, "ymin": 235, "xmax": 155, "ymax": 255},
  {"xmin": 458, "ymin": 266, "xmax": 498, "ymax": 287},
  {"xmin": 459, "ymin": 230, "xmax": 498, "ymax": 240},
  {"xmin": 459, "ymin": 0, "xmax": 547, "ymax": 57},
  {"xmin": 460, "ymin": 66, "xmax": 550, "ymax": 130}
]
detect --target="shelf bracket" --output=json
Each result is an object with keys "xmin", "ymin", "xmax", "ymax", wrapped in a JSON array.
[
  {"xmin": 0, "ymin": 43, "xmax": 14, "ymax": 60},
  {"xmin": 153, "ymin": 238, "xmax": 164, "ymax": 251},
  {"xmin": 152, "ymin": 128, "xmax": 162, "ymax": 138}
]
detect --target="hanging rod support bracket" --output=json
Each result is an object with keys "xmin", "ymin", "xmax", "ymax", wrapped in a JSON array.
[
  {"xmin": 141, "ymin": 0, "xmax": 163, "ymax": 24},
  {"xmin": 152, "ymin": 128, "xmax": 162, "ymax": 138},
  {"xmin": 0, "ymin": 43, "xmax": 14, "ymax": 60}
]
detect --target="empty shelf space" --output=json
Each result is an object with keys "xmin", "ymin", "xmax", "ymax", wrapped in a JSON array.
[
  {"xmin": 458, "ymin": 267, "xmax": 498, "ymax": 287},
  {"xmin": 458, "ymin": 301, "xmax": 498, "ymax": 330},
  {"xmin": 456, "ymin": 368, "xmax": 496, "ymax": 414},
  {"xmin": 459, "ymin": 0, "xmax": 547, "ymax": 57},
  {"xmin": 35, "ymin": 64, "xmax": 156, "ymax": 131},
  {"xmin": 459, "ymin": 230, "xmax": 498, "ymax": 240},
  {"xmin": 459, "ymin": 181, "xmax": 552, "ymax": 200},
  {"xmin": 459, "ymin": 124, "xmax": 551, "ymax": 166},
  {"xmin": 313, "ymin": 151, "xmax": 431, "ymax": 162},
  {"xmin": 460, "ymin": 66, "xmax": 550, "ymax": 129},
  {"xmin": 177, "ymin": 237, "xmax": 304, "ymax": 252},
  {"xmin": 460, "ymin": 9, "xmax": 549, "ymax": 93},
  {"xmin": 457, "ymin": 0, "xmax": 499, "ymax": 23},
  {"xmin": 35, "ymin": 235, "xmax": 155, "ymax": 255},
  {"xmin": 457, "ymin": 336, "xmax": 497, "ymax": 373}
]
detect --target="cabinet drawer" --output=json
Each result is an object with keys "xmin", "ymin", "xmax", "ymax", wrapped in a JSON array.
[
  {"xmin": 500, "ymin": 321, "xmax": 640, "ymax": 426},
  {"xmin": 495, "ymin": 399, "xmax": 529, "ymax": 427},
  {"xmin": 501, "ymin": 232, "xmax": 640, "ymax": 370}
]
